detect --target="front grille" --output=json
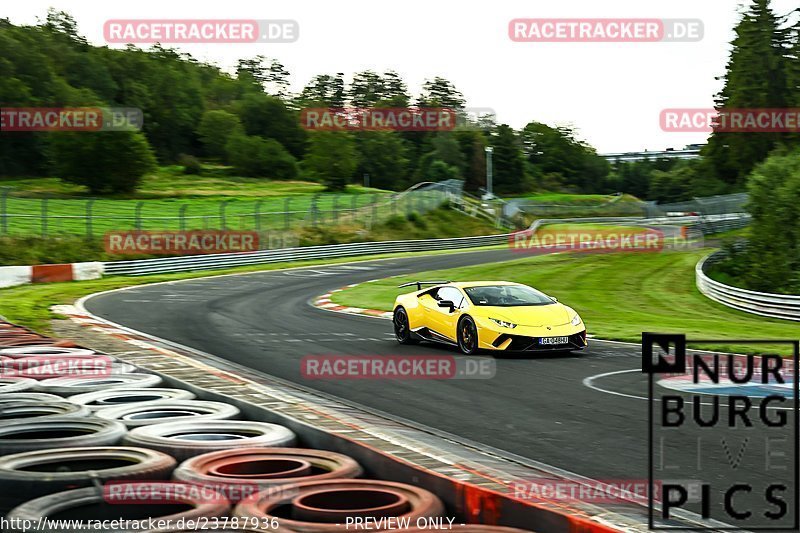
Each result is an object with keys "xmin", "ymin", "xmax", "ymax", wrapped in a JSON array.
[{"xmin": 494, "ymin": 330, "xmax": 587, "ymax": 351}]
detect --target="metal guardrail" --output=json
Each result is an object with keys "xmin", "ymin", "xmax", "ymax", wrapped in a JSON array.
[
  {"xmin": 696, "ymin": 252, "xmax": 800, "ymax": 322},
  {"xmin": 104, "ymin": 214, "xmax": 752, "ymax": 276},
  {"xmin": 104, "ymin": 233, "xmax": 512, "ymax": 275}
]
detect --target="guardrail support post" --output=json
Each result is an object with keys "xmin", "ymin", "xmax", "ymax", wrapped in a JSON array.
[
  {"xmin": 254, "ymin": 201, "xmax": 263, "ymax": 231},
  {"xmin": 311, "ymin": 194, "xmax": 319, "ymax": 227},
  {"xmin": 135, "ymin": 201, "xmax": 144, "ymax": 231},
  {"xmin": 179, "ymin": 204, "xmax": 188, "ymax": 231},
  {"xmin": 41, "ymin": 198, "xmax": 48, "ymax": 237},
  {"xmin": 86, "ymin": 199, "xmax": 95, "ymax": 239},
  {"xmin": 220, "ymin": 199, "xmax": 233, "ymax": 230},
  {"xmin": 0, "ymin": 187, "xmax": 10, "ymax": 235}
]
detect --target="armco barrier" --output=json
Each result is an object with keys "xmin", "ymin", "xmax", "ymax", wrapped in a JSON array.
[
  {"xmin": 103, "ymin": 234, "xmax": 511, "ymax": 276},
  {"xmin": 103, "ymin": 214, "xmax": 750, "ymax": 277},
  {"xmin": 696, "ymin": 252, "xmax": 800, "ymax": 321},
  {"xmin": 0, "ymin": 214, "xmax": 750, "ymax": 284}
]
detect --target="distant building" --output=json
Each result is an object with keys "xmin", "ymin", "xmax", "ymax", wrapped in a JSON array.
[{"xmin": 600, "ymin": 144, "xmax": 704, "ymax": 163}]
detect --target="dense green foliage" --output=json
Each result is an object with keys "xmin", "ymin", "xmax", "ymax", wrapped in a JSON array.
[
  {"xmin": 2, "ymin": 3, "xmax": 799, "ymax": 206},
  {"xmin": 713, "ymin": 149, "xmax": 800, "ymax": 293}
]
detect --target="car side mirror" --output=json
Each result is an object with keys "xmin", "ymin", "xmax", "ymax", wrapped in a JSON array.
[
  {"xmin": 550, "ymin": 296, "xmax": 558, "ymax": 303},
  {"xmin": 437, "ymin": 300, "xmax": 456, "ymax": 311}
]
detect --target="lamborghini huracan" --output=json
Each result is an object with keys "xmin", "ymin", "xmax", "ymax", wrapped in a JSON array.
[{"xmin": 392, "ymin": 281, "xmax": 587, "ymax": 355}]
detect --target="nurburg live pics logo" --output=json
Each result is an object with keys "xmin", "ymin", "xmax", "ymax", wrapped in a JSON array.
[{"xmin": 643, "ymin": 333, "xmax": 799, "ymax": 530}]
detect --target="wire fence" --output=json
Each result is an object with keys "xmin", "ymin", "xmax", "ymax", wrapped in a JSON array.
[{"xmin": 0, "ymin": 184, "xmax": 457, "ymax": 239}]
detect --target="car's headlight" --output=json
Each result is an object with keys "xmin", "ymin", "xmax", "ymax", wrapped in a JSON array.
[
  {"xmin": 571, "ymin": 314, "xmax": 582, "ymax": 326},
  {"xmin": 489, "ymin": 318, "xmax": 517, "ymax": 329}
]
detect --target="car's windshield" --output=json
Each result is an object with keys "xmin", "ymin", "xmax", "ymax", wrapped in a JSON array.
[{"xmin": 463, "ymin": 285, "xmax": 553, "ymax": 307}]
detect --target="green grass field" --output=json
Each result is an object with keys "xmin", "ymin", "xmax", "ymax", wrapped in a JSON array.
[
  {"xmin": 330, "ymin": 249, "xmax": 799, "ymax": 354},
  {"xmin": 512, "ymin": 192, "xmax": 638, "ymax": 204},
  {"xmin": 0, "ymin": 169, "xmax": 397, "ymax": 236}
]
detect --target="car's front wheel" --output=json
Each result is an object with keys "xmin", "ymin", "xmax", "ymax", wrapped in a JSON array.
[
  {"xmin": 457, "ymin": 316, "xmax": 480, "ymax": 355},
  {"xmin": 393, "ymin": 307, "xmax": 418, "ymax": 345}
]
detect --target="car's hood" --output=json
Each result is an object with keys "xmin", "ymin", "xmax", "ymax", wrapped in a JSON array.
[{"xmin": 475, "ymin": 303, "xmax": 572, "ymax": 327}]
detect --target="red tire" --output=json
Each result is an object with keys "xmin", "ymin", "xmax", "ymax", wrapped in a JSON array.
[
  {"xmin": 174, "ymin": 448, "xmax": 362, "ymax": 503},
  {"xmin": 234, "ymin": 479, "xmax": 444, "ymax": 532}
]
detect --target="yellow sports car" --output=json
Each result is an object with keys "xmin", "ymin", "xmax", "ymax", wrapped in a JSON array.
[{"xmin": 392, "ymin": 281, "xmax": 587, "ymax": 355}]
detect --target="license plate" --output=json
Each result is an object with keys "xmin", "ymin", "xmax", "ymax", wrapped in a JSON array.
[{"xmin": 540, "ymin": 336, "xmax": 569, "ymax": 345}]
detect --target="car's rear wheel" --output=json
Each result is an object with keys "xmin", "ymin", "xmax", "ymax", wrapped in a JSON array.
[
  {"xmin": 393, "ymin": 307, "xmax": 418, "ymax": 345},
  {"xmin": 457, "ymin": 316, "xmax": 480, "ymax": 355}
]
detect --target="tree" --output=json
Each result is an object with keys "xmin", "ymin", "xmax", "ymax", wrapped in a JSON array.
[
  {"xmin": 741, "ymin": 148, "xmax": 800, "ymax": 293},
  {"xmin": 521, "ymin": 121, "xmax": 609, "ymax": 192},
  {"xmin": 197, "ymin": 110, "xmax": 243, "ymax": 159},
  {"xmin": 348, "ymin": 71, "xmax": 384, "ymax": 107},
  {"xmin": 354, "ymin": 132, "xmax": 410, "ymax": 190},
  {"xmin": 427, "ymin": 160, "xmax": 459, "ymax": 182},
  {"xmin": 233, "ymin": 93, "xmax": 307, "ymax": 159},
  {"xmin": 454, "ymin": 130, "xmax": 487, "ymax": 192},
  {"xmin": 418, "ymin": 77, "xmax": 466, "ymax": 109},
  {"xmin": 236, "ymin": 56, "xmax": 290, "ymax": 97},
  {"xmin": 303, "ymin": 132, "xmax": 358, "ymax": 191},
  {"xmin": 49, "ymin": 131, "xmax": 157, "ymax": 194},
  {"xmin": 703, "ymin": 0, "xmax": 789, "ymax": 186},
  {"xmin": 490, "ymin": 124, "xmax": 526, "ymax": 194},
  {"xmin": 225, "ymin": 134, "xmax": 298, "ymax": 179},
  {"xmin": 648, "ymin": 165, "xmax": 695, "ymax": 203},
  {"xmin": 297, "ymin": 73, "xmax": 346, "ymax": 107}
]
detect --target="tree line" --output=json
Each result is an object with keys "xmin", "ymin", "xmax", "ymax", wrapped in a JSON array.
[
  {"xmin": 0, "ymin": 11, "xmax": 648, "ymax": 197},
  {"xmin": 2, "ymin": 5, "xmax": 800, "ymax": 204}
]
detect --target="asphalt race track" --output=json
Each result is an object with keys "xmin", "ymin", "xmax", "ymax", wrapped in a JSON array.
[{"xmin": 85, "ymin": 249, "xmax": 797, "ymax": 525}]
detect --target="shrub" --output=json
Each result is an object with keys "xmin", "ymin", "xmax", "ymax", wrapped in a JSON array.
[
  {"xmin": 225, "ymin": 134, "xmax": 299, "ymax": 179},
  {"xmin": 49, "ymin": 131, "xmax": 157, "ymax": 194},
  {"xmin": 178, "ymin": 154, "xmax": 202, "ymax": 174}
]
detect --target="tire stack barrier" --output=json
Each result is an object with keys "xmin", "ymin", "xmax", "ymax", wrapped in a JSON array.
[{"xmin": 0, "ymin": 318, "xmax": 569, "ymax": 532}]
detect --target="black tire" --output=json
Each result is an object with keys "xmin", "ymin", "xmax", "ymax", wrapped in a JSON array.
[
  {"xmin": 6, "ymin": 484, "xmax": 229, "ymax": 533},
  {"xmin": 0, "ymin": 416, "xmax": 127, "ymax": 455},
  {"xmin": 35, "ymin": 373, "xmax": 163, "ymax": 396},
  {"xmin": 123, "ymin": 420, "xmax": 297, "ymax": 461},
  {"xmin": 0, "ymin": 377, "xmax": 37, "ymax": 394},
  {"xmin": 393, "ymin": 307, "xmax": 418, "ymax": 345},
  {"xmin": 97, "ymin": 400, "xmax": 240, "ymax": 428},
  {"xmin": 0, "ymin": 446, "xmax": 176, "ymax": 514},
  {"xmin": 67, "ymin": 388, "xmax": 196, "ymax": 411},
  {"xmin": 0, "ymin": 401, "xmax": 92, "ymax": 421},
  {"xmin": 457, "ymin": 315, "xmax": 480, "ymax": 355}
]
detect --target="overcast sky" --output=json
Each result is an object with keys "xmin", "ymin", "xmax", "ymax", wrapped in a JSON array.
[{"xmin": 4, "ymin": 1, "xmax": 796, "ymax": 152}]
